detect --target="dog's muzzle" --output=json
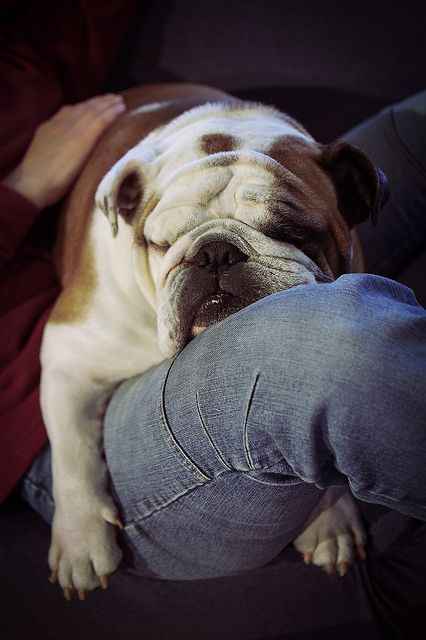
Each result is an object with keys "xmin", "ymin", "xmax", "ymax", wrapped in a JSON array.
[
  {"xmin": 184, "ymin": 240, "xmax": 251, "ymax": 334},
  {"xmin": 155, "ymin": 221, "xmax": 327, "ymax": 356}
]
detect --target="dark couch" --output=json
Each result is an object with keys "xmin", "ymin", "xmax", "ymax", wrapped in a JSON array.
[
  {"xmin": 2, "ymin": 497, "xmax": 426, "ymax": 640},
  {"xmin": 1, "ymin": 2, "xmax": 425, "ymax": 639}
]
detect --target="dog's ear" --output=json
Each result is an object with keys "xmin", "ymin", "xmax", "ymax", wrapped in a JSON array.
[
  {"xmin": 319, "ymin": 142, "xmax": 389, "ymax": 228},
  {"xmin": 96, "ymin": 164, "xmax": 144, "ymax": 238}
]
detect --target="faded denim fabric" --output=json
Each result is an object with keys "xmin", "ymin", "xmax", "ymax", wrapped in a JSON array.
[
  {"xmin": 101, "ymin": 275, "xmax": 425, "ymax": 579},
  {"xmin": 22, "ymin": 275, "xmax": 426, "ymax": 579}
]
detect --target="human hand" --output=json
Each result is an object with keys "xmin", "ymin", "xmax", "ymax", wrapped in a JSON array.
[{"xmin": 3, "ymin": 94, "xmax": 127, "ymax": 209}]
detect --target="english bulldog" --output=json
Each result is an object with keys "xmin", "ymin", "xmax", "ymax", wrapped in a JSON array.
[{"xmin": 40, "ymin": 83, "xmax": 388, "ymax": 599}]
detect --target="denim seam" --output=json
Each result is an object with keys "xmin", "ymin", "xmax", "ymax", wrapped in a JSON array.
[
  {"xmin": 158, "ymin": 356, "xmax": 212, "ymax": 482},
  {"xmin": 125, "ymin": 455, "xmax": 305, "ymax": 530},
  {"xmin": 348, "ymin": 479, "xmax": 426, "ymax": 518},
  {"xmin": 242, "ymin": 473, "xmax": 305, "ymax": 487},
  {"xmin": 195, "ymin": 391, "xmax": 233, "ymax": 471},
  {"xmin": 243, "ymin": 372, "xmax": 260, "ymax": 470},
  {"xmin": 125, "ymin": 471, "xmax": 232, "ymax": 531},
  {"xmin": 242, "ymin": 455, "xmax": 306, "ymax": 487},
  {"xmin": 388, "ymin": 277, "xmax": 416, "ymax": 303},
  {"xmin": 269, "ymin": 440, "xmax": 338, "ymax": 489},
  {"xmin": 124, "ymin": 478, "xmax": 214, "ymax": 533}
]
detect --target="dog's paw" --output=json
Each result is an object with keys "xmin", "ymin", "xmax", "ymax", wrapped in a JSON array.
[
  {"xmin": 292, "ymin": 490, "xmax": 367, "ymax": 577},
  {"xmin": 48, "ymin": 498, "xmax": 123, "ymax": 601}
]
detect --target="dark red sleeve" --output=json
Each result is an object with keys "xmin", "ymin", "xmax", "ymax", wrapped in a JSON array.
[
  {"xmin": 0, "ymin": 0, "xmax": 138, "ymax": 502},
  {"xmin": 0, "ymin": 306, "xmax": 55, "ymax": 503},
  {"xmin": 0, "ymin": 185, "xmax": 60, "ymax": 502},
  {"xmin": 0, "ymin": 183, "xmax": 41, "ymax": 261}
]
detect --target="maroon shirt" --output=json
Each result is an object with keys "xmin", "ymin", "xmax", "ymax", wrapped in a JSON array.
[
  {"xmin": 0, "ymin": 184, "xmax": 60, "ymax": 500},
  {"xmin": 0, "ymin": 0, "xmax": 139, "ymax": 501}
]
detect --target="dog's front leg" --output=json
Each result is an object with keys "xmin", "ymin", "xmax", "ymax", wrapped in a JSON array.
[{"xmin": 40, "ymin": 370, "xmax": 123, "ymax": 600}]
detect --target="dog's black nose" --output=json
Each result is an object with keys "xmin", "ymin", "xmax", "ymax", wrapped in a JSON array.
[{"xmin": 189, "ymin": 241, "xmax": 247, "ymax": 270}]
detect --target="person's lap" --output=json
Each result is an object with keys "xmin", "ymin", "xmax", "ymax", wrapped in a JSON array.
[
  {"xmin": 105, "ymin": 273, "xmax": 426, "ymax": 578},
  {"xmin": 22, "ymin": 274, "xmax": 426, "ymax": 578},
  {"xmin": 21, "ymin": 92, "xmax": 426, "ymax": 579}
]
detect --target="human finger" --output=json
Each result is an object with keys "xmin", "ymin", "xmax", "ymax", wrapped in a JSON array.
[
  {"xmin": 77, "ymin": 96, "xmax": 127, "ymax": 133},
  {"xmin": 54, "ymin": 94, "xmax": 125, "ymax": 122}
]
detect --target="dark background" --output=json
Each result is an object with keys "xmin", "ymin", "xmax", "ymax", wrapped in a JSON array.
[{"xmin": 105, "ymin": 0, "xmax": 426, "ymax": 141}]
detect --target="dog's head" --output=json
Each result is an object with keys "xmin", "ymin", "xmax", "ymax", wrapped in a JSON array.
[{"xmin": 96, "ymin": 102, "xmax": 388, "ymax": 356}]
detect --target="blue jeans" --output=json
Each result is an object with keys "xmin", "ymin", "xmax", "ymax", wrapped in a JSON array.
[{"xmin": 21, "ymin": 93, "xmax": 426, "ymax": 580}]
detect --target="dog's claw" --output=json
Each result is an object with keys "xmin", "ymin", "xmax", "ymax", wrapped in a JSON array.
[
  {"xmin": 49, "ymin": 570, "xmax": 58, "ymax": 584},
  {"xmin": 112, "ymin": 516, "xmax": 124, "ymax": 530},
  {"xmin": 324, "ymin": 563, "xmax": 335, "ymax": 575},
  {"xmin": 99, "ymin": 575, "xmax": 109, "ymax": 590},
  {"xmin": 357, "ymin": 544, "xmax": 367, "ymax": 560},
  {"xmin": 78, "ymin": 589, "xmax": 86, "ymax": 601},
  {"xmin": 63, "ymin": 587, "xmax": 72, "ymax": 602},
  {"xmin": 303, "ymin": 551, "xmax": 313, "ymax": 565},
  {"xmin": 338, "ymin": 561, "xmax": 348, "ymax": 577}
]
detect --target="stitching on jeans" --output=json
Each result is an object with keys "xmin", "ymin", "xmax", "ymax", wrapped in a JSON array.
[
  {"xmin": 242, "ymin": 455, "xmax": 305, "ymax": 487},
  {"xmin": 348, "ymin": 478, "xmax": 426, "ymax": 513},
  {"xmin": 126, "ymin": 479, "xmax": 211, "ymax": 527},
  {"xmin": 195, "ymin": 392, "xmax": 233, "ymax": 471},
  {"xmin": 242, "ymin": 473, "xmax": 305, "ymax": 487},
  {"xmin": 125, "ymin": 471, "xmax": 231, "ymax": 530},
  {"xmin": 243, "ymin": 372, "xmax": 260, "ymax": 470},
  {"xmin": 158, "ymin": 359, "xmax": 212, "ymax": 482}
]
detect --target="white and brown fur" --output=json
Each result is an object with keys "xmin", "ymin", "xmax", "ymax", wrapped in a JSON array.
[{"xmin": 41, "ymin": 84, "xmax": 387, "ymax": 596}]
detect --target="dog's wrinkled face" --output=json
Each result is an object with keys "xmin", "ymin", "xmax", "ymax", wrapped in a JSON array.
[{"xmin": 96, "ymin": 102, "xmax": 388, "ymax": 356}]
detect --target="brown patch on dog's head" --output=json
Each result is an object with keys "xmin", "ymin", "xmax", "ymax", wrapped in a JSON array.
[
  {"xmin": 263, "ymin": 136, "xmax": 351, "ymax": 277},
  {"xmin": 263, "ymin": 135, "xmax": 388, "ymax": 277},
  {"xmin": 200, "ymin": 133, "xmax": 239, "ymax": 155},
  {"xmin": 267, "ymin": 135, "xmax": 320, "ymax": 167}
]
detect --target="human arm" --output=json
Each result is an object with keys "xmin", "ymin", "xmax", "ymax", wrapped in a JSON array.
[
  {"xmin": 0, "ymin": 94, "xmax": 126, "ymax": 261},
  {"xmin": 0, "ymin": 93, "xmax": 127, "ymax": 501}
]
